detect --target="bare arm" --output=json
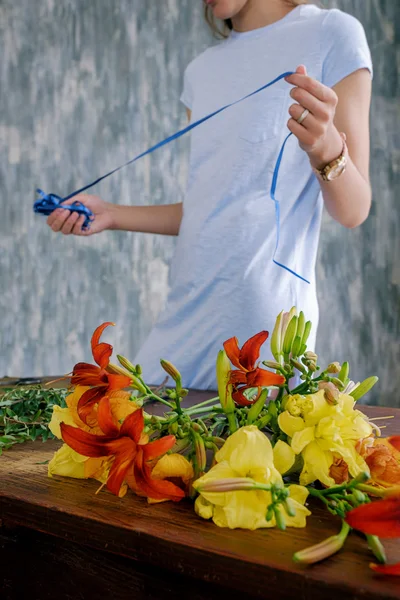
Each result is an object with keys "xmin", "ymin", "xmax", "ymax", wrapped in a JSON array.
[
  {"xmin": 47, "ymin": 111, "xmax": 193, "ymax": 237},
  {"xmin": 109, "ymin": 202, "xmax": 183, "ymax": 235},
  {"xmin": 315, "ymin": 70, "xmax": 372, "ymax": 228},
  {"xmin": 286, "ymin": 67, "xmax": 372, "ymax": 229}
]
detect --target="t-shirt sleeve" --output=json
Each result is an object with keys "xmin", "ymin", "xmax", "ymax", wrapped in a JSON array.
[
  {"xmin": 321, "ymin": 9, "xmax": 373, "ymax": 88},
  {"xmin": 180, "ymin": 63, "xmax": 194, "ymax": 110}
]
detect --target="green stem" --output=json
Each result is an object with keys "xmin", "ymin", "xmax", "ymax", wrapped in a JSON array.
[
  {"xmin": 174, "ymin": 395, "xmax": 183, "ymax": 415},
  {"xmin": 188, "ymin": 396, "xmax": 220, "ymax": 410},
  {"xmin": 307, "ymin": 486, "xmax": 333, "ymax": 509},
  {"xmin": 288, "ymin": 381, "xmax": 309, "ymax": 395},
  {"xmin": 185, "ymin": 405, "xmax": 220, "ymax": 416},
  {"xmin": 137, "ymin": 377, "xmax": 175, "ymax": 409},
  {"xmin": 355, "ymin": 483, "xmax": 386, "ymax": 498},
  {"xmin": 227, "ymin": 412, "xmax": 238, "ymax": 434},
  {"xmin": 143, "ymin": 394, "xmax": 174, "ymax": 408}
]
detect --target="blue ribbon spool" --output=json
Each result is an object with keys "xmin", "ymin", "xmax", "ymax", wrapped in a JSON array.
[{"xmin": 34, "ymin": 189, "xmax": 94, "ymax": 230}]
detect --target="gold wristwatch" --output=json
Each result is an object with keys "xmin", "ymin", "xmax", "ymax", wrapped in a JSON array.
[{"xmin": 313, "ymin": 132, "xmax": 348, "ymax": 182}]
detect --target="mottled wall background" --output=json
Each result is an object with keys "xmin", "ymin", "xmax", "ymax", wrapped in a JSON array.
[{"xmin": 0, "ymin": 1, "xmax": 399, "ymax": 405}]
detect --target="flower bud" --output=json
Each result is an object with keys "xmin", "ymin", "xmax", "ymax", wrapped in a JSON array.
[
  {"xmin": 216, "ymin": 350, "xmax": 235, "ymax": 414},
  {"xmin": 289, "ymin": 358, "xmax": 306, "ymax": 374},
  {"xmin": 366, "ymin": 535, "xmax": 386, "ymax": 565},
  {"xmin": 169, "ymin": 421, "xmax": 179, "ymax": 435},
  {"xmin": 194, "ymin": 433, "xmax": 207, "ymax": 474},
  {"xmin": 304, "ymin": 351, "xmax": 318, "ymax": 362},
  {"xmin": 160, "ymin": 359, "xmax": 182, "ymax": 384},
  {"xmin": 338, "ymin": 361, "xmax": 349, "ymax": 384},
  {"xmin": 274, "ymin": 507, "xmax": 286, "ymax": 531},
  {"xmin": 351, "ymin": 489, "xmax": 367, "ymax": 504},
  {"xmin": 283, "ymin": 498, "xmax": 296, "ymax": 518},
  {"xmin": 318, "ymin": 381, "xmax": 339, "ymax": 406},
  {"xmin": 327, "ymin": 362, "xmax": 341, "ymax": 374},
  {"xmin": 270, "ymin": 311, "xmax": 284, "ymax": 362},
  {"xmin": 283, "ymin": 315, "xmax": 298, "ymax": 357},
  {"xmin": 349, "ymin": 376, "xmax": 379, "ymax": 401},
  {"xmin": 263, "ymin": 360, "xmax": 283, "ymax": 371},
  {"xmin": 196, "ymin": 477, "xmax": 257, "ymax": 493},
  {"xmin": 293, "ymin": 522, "xmax": 350, "ymax": 564},
  {"xmin": 291, "ymin": 335, "xmax": 302, "ymax": 359},
  {"xmin": 117, "ymin": 355, "xmax": 136, "ymax": 373},
  {"xmin": 247, "ymin": 388, "xmax": 269, "ymax": 425}
]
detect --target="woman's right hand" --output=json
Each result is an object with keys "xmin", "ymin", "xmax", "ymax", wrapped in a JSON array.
[{"xmin": 46, "ymin": 193, "xmax": 116, "ymax": 236}]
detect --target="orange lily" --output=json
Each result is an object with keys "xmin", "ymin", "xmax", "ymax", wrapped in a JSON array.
[
  {"xmin": 60, "ymin": 400, "xmax": 185, "ymax": 502},
  {"xmin": 223, "ymin": 331, "xmax": 285, "ymax": 406},
  {"xmin": 356, "ymin": 437, "xmax": 400, "ymax": 488},
  {"xmin": 346, "ymin": 496, "xmax": 400, "ymax": 576},
  {"xmin": 71, "ymin": 322, "xmax": 131, "ymax": 424},
  {"xmin": 369, "ymin": 562, "xmax": 400, "ymax": 576},
  {"xmin": 389, "ymin": 436, "xmax": 400, "ymax": 452},
  {"xmin": 345, "ymin": 496, "xmax": 400, "ymax": 538}
]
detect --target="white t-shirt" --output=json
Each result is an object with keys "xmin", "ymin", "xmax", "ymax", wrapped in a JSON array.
[{"xmin": 134, "ymin": 4, "xmax": 373, "ymax": 390}]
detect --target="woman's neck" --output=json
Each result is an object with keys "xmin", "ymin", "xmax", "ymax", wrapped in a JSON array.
[{"xmin": 231, "ymin": 0, "xmax": 295, "ymax": 32}]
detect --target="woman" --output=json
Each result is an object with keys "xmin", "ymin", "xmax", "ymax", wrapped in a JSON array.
[{"xmin": 47, "ymin": 0, "xmax": 372, "ymax": 389}]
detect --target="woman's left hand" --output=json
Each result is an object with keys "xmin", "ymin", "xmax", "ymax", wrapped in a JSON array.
[{"xmin": 285, "ymin": 65, "xmax": 343, "ymax": 170}]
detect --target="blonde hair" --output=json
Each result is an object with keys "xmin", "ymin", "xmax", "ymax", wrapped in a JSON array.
[{"xmin": 205, "ymin": 1, "xmax": 309, "ymax": 39}]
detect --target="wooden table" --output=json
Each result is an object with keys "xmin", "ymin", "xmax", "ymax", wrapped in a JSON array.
[{"xmin": 1, "ymin": 389, "xmax": 400, "ymax": 600}]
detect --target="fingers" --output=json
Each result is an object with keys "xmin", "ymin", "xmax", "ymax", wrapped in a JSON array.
[
  {"xmin": 59, "ymin": 193, "xmax": 90, "ymax": 207},
  {"xmin": 295, "ymin": 64, "xmax": 307, "ymax": 76},
  {"xmin": 46, "ymin": 207, "xmax": 89, "ymax": 235},
  {"xmin": 289, "ymin": 87, "xmax": 332, "ymax": 121},
  {"xmin": 288, "ymin": 103, "xmax": 323, "ymax": 135},
  {"xmin": 287, "ymin": 118, "xmax": 316, "ymax": 147},
  {"xmin": 47, "ymin": 208, "xmax": 71, "ymax": 231},
  {"xmin": 71, "ymin": 215, "xmax": 89, "ymax": 235},
  {"xmin": 46, "ymin": 193, "xmax": 93, "ymax": 235},
  {"xmin": 286, "ymin": 72, "xmax": 338, "ymax": 106}
]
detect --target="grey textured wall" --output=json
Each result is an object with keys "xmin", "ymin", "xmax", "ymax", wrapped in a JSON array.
[{"xmin": 1, "ymin": 1, "xmax": 399, "ymax": 405}]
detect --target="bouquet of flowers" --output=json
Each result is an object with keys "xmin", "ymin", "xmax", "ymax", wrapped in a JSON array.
[{"xmin": 47, "ymin": 308, "xmax": 400, "ymax": 574}]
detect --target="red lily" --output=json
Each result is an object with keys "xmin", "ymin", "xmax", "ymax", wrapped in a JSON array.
[
  {"xmin": 346, "ymin": 496, "xmax": 400, "ymax": 576},
  {"xmin": 223, "ymin": 331, "xmax": 285, "ymax": 406},
  {"xmin": 389, "ymin": 436, "xmax": 400, "ymax": 452},
  {"xmin": 60, "ymin": 400, "xmax": 185, "ymax": 501},
  {"xmin": 370, "ymin": 562, "xmax": 400, "ymax": 576},
  {"xmin": 72, "ymin": 322, "xmax": 131, "ymax": 424},
  {"xmin": 345, "ymin": 496, "xmax": 400, "ymax": 538}
]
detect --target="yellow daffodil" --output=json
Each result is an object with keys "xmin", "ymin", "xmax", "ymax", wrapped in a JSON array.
[
  {"xmin": 193, "ymin": 426, "xmax": 310, "ymax": 530},
  {"xmin": 278, "ymin": 390, "xmax": 373, "ymax": 487}
]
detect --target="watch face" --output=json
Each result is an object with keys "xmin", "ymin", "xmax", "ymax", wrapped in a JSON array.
[{"xmin": 326, "ymin": 159, "xmax": 346, "ymax": 181}]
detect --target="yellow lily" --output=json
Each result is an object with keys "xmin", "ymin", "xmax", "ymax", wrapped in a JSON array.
[
  {"xmin": 48, "ymin": 443, "xmax": 110, "ymax": 485},
  {"xmin": 146, "ymin": 453, "xmax": 194, "ymax": 504},
  {"xmin": 193, "ymin": 426, "xmax": 310, "ymax": 530},
  {"xmin": 278, "ymin": 390, "xmax": 373, "ymax": 487}
]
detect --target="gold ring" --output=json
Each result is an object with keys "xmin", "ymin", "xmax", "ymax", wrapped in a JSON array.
[{"xmin": 297, "ymin": 108, "xmax": 310, "ymax": 125}]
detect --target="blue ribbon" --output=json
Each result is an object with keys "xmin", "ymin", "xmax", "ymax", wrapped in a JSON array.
[{"xmin": 34, "ymin": 70, "xmax": 309, "ymax": 282}]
